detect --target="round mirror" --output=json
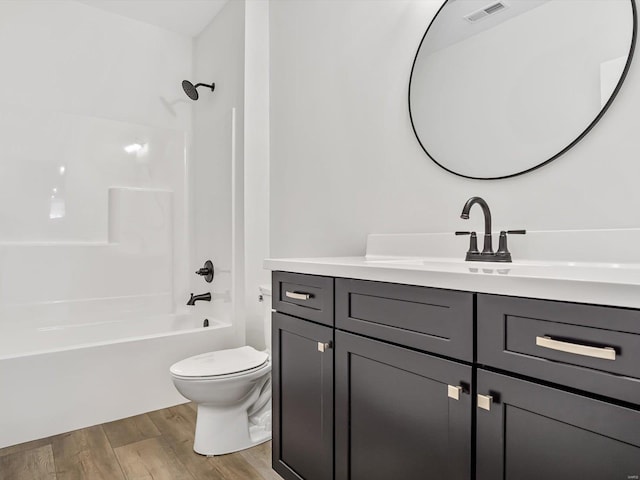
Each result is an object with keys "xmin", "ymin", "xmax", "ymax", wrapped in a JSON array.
[{"xmin": 409, "ymin": 0, "xmax": 637, "ymax": 179}]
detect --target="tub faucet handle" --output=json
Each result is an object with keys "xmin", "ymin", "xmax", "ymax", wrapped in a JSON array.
[{"xmin": 195, "ymin": 260, "xmax": 214, "ymax": 283}]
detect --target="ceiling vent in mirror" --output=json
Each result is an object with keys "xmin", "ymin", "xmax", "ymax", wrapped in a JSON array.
[{"xmin": 464, "ymin": 1, "xmax": 509, "ymax": 23}]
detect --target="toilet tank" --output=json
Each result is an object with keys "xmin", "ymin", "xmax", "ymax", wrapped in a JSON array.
[{"xmin": 259, "ymin": 285, "xmax": 272, "ymax": 352}]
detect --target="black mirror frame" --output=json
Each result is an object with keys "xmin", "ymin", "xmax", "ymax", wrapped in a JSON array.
[{"xmin": 408, "ymin": 0, "xmax": 638, "ymax": 180}]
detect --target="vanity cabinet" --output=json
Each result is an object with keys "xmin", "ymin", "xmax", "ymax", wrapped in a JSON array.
[
  {"xmin": 476, "ymin": 369, "xmax": 640, "ymax": 480},
  {"xmin": 335, "ymin": 330, "xmax": 472, "ymax": 480},
  {"xmin": 334, "ymin": 278, "xmax": 473, "ymax": 479},
  {"xmin": 476, "ymin": 294, "xmax": 640, "ymax": 479},
  {"xmin": 271, "ymin": 271, "xmax": 640, "ymax": 480},
  {"xmin": 272, "ymin": 272, "xmax": 474, "ymax": 480},
  {"xmin": 272, "ymin": 311, "xmax": 334, "ymax": 480}
]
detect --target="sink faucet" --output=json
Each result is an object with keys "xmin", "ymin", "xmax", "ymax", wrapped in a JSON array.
[
  {"xmin": 187, "ymin": 292, "xmax": 212, "ymax": 306},
  {"xmin": 460, "ymin": 196, "xmax": 493, "ymax": 255},
  {"xmin": 458, "ymin": 196, "xmax": 526, "ymax": 262}
]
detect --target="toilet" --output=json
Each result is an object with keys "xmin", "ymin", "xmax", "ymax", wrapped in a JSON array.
[{"xmin": 170, "ymin": 285, "xmax": 273, "ymax": 456}]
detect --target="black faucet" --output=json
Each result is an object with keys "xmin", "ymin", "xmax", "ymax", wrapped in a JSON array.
[
  {"xmin": 187, "ymin": 292, "xmax": 212, "ymax": 305},
  {"xmin": 460, "ymin": 196, "xmax": 493, "ymax": 255},
  {"xmin": 458, "ymin": 196, "xmax": 526, "ymax": 263}
]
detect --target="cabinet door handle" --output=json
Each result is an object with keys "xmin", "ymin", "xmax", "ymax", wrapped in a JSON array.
[
  {"xmin": 477, "ymin": 394, "xmax": 493, "ymax": 411},
  {"xmin": 285, "ymin": 291, "xmax": 312, "ymax": 301},
  {"xmin": 318, "ymin": 342, "xmax": 332, "ymax": 353},
  {"xmin": 536, "ymin": 336, "xmax": 616, "ymax": 361},
  {"xmin": 448, "ymin": 385, "xmax": 462, "ymax": 400}
]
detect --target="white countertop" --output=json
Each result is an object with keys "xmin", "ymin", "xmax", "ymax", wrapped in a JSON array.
[{"xmin": 264, "ymin": 230, "xmax": 640, "ymax": 309}]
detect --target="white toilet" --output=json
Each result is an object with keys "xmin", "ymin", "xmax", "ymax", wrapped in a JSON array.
[{"xmin": 170, "ymin": 285, "xmax": 273, "ymax": 456}]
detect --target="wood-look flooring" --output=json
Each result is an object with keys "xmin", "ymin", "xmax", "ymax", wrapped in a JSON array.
[{"xmin": 0, "ymin": 403, "xmax": 283, "ymax": 480}]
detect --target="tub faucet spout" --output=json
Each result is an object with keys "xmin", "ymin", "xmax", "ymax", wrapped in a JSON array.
[{"xmin": 187, "ymin": 292, "xmax": 212, "ymax": 306}]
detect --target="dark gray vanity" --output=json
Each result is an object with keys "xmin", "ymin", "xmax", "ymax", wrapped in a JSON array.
[{"xmin": 271, "ymin": 271, "xmax": 640, "ymax": 480}]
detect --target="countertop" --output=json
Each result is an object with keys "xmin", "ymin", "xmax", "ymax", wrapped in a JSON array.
[{"xmin": 264, "ymin": 230, "xmax": 640, "ymax": 309}]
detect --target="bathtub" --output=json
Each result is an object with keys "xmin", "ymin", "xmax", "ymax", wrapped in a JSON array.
[{"xmin": 0, "ymin": 313, "xmax": 236, "ymax": 448}]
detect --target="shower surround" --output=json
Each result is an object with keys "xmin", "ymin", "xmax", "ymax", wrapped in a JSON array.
[{"xmin": 0, "ymin": 1, "xmax": 240, "ymax": 447}]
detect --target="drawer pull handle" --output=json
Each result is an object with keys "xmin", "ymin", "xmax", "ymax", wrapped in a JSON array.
[
  {"xmin": 448, "ymin": 385, "xmax": 462, "ymax": 400},
  {"xmin": 478, "ymin": 394, "xmax": 493, "ymax": 411},
  {"xmin": 285, "ymin": 291, "xmax": 312, "ymax": 301},
  {"xmin": 318, "ymin": 342, "xmax": 332, "ymax": 353},
  {"xmin": 536, "ymin": 336, "xmax": 616, "ymax": 361}
]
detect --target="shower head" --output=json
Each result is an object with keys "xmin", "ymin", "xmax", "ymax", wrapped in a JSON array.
[{"xmin": 182, "ymin": 80, "xmax": 215, "ymax": 101}]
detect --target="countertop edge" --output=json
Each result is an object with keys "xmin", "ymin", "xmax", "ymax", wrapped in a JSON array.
[{"xmin": 264, "ymin": 258, "xmax": 640, "ymax": 309}]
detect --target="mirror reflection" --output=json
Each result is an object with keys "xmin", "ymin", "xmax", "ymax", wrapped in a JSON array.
[{"xmin": 409, "ymin": 0, "xmax": 636, "ymax": 179}]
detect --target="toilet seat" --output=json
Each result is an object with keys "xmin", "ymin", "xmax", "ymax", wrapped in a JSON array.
[
  {"xmin": 170, "ymin": 346, "xmax": 269, "ymax": 379},
  {"xmin": 171, "ymin": 361, "xmax": 271, "ymax": 382}
]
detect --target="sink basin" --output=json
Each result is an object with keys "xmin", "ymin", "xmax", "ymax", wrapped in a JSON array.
[
  {"xmin": 362, "ymin": 256, "xmax": 640, "ymax": 283},
  {"xmin": 364, "ymin": 257, "xmax": 553, "ymax": 268}
]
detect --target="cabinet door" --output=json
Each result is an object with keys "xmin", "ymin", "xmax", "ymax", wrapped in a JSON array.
[
  {"xmin": 272, "ymin": 312, "xmax": 334, "ymax": 480},
  {"xmin": 335, "ymin": 331, "xmax": 472, "ymax": 480},
  {"xmin": 477, "ymin": 369, "xmax": 640, "ymax": 480}
]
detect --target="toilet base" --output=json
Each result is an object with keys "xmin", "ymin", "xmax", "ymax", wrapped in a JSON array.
[{"xmin": 193, "ymin": 402, "xmax": 272, "ymax": 456}]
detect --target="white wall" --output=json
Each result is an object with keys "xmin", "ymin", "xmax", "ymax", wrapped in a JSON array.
[
  {"xmin": 192, "ymin": 0, "xmax": 246, "ymax": 342},
  {"xmin": 269, "ymin": 0, "xmax": 640, "ymax": 258},
  {"xmin": 191, "ymin": 0, "xmax": 270, "ymax": 350},
  {"xmin": 0, "ymin": 0, "xmax": 192, "ymax": 323},
  {"xmin": 244, "ymin": 0, "xmax": 271, "ymax": 349},
  {"xmin": 0, "ymin": 1, "xmax": 191, "ymax": 130}
]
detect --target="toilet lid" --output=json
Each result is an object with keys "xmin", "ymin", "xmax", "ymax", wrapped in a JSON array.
[{"xmin": 170, "ymin": 346, "xmax": 269, "ymax": 378}]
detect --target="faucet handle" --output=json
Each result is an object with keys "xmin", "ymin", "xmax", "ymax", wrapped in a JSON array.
[
  {"xmin": 455, "ymin": 231, "xmax": 479, "ymax": 255},
  {"xmin": 496, "ymin": 230, "xmax": 526, "ymax": 262},
  {"xmin": 195, "ymin": 260, "xmax": 214, "ymax": 283}
]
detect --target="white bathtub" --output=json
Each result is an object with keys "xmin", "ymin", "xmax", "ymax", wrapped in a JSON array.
[{"xmin": 0, "ymin": 313, "xmax": 236, "ymax": 448}]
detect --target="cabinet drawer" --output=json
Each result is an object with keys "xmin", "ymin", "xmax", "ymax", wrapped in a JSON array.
[
  {"xmin": 336, "ymin": 278, "xmax": 473, "ymax": 361},
  {"xmin": 273, "ymin": 272, "xmax": 334, "ymax": 326},
  {"xmin": 478, "ymin": 294, "xmax": 640, "ymax": 404}
]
